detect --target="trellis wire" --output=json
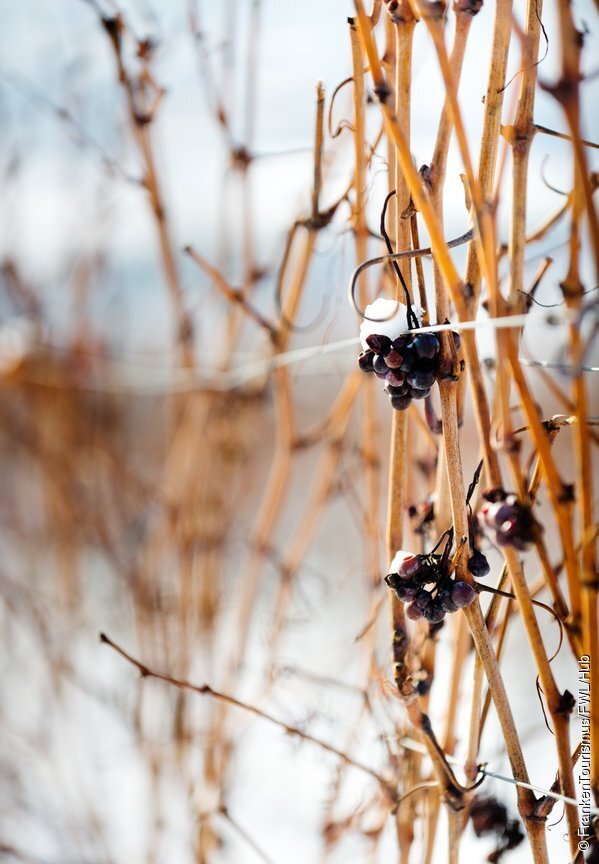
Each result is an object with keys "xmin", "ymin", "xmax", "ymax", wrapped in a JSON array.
[
  {"xmin": 2, "ymin": 306, "xmax": 596, "ymax": 394},
  {"xmin": 398, "ymin": 737, "xmax": 599, "ymax": 816}
]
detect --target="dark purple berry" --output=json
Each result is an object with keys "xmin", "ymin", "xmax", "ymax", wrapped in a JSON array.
[
  {"xmin": 407, "ymin": 369, "xmax": 436, "ymax": 390},
  {"xmin": 373, "ymin": 354, "xmax": 388, "ymax": 377},
  {"xmin": 387, "ymin": 383, "xmax": 411, "ymax": 397},
  {"xmin": 412, "ymin": 333, "xmax": 440, "ymax": 359},
  {"xmin": 390, "ymin": 394, "xmax": 412, "ymax": 411},
  {"xmin": 500, "ymin": 517, "xmax": 521, "ymax": 538},
  {"xmin": 394, "ymin": 583, "xmax": 419, "ymax": 602},
  {"xmin": 385, "ymin": 369, "xmax": 405, "ymax": 388},
  {"xmin": 385, "ymin": 383, "xmax": 404, "ymax": 396},
  {"xmin": 385, "ymin": 573, "xmax": 418, "ymax": 600},
  {"xmin": 438, "ymin": 589, "xmax": 458, "ymax": 613},
  {"xmin": 399, "ymin": 350, "xmax": 416, "ymax": 372},
  {"xmin": 392, "ymin": 334, "xmax": 411, "ymax": 350},
  {"xmin": 491, "ymin": 502, "xmax": 514, "ymax": 528},
  {"xmin": 406, "ymin": 602, "xmax": 425, "ymax": 621},
  {"xmin": 424, "ymin": 601, "xmax": 446, "ymax": 624},
  {"xmin": 451, "ymin": 581, "xmax": 476, "ymax": 608},
  {"xmin": 366, "ymin": 333, "xmax": 391, "ymax": 354},
  {"xmin": 384, "ymin": 349, "xmax": 403, "ymax": 368},
  {"xmin": 410, "ymin": 387, "xmax": 430, "ymax": 400},
  {"xmin": 414, "ymin": 357, "xmax": 436, "ymax": 373},
  {"xmin": 358, "ymin": 350, "xmax": 375, "ymax": 373},
  {"xmin": 468, "ymin": 549, "xmax": 490, "ymax": 579},
  {"xmin": 397, "ymin": 554, "xmax": 422, "ymax": 580}
]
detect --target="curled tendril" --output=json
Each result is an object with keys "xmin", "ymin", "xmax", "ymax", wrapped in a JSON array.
[
  {"xmin": 349, "ymin": 228, "xmax": 474, "ymax": 320},
  {"xmin": 327, "ymin": 65, "xmax": 373, "ymax": 139},
  {"xmin": 327, "ymin": 76, "xmax": 355, "ymax": 139},
  {"xmin": 379, "ymin": 190, "xmax": 419, "ymax": 329},
  {"xmin": 540, "ymin": 155, "xmax": 568, "ymax": 197},
  {"xmin": 476, "ymin": 583, "xmax": 565, "ymax": 657},
  {"xmin": 467, "ymin": 768, "xmax": 488, "ymax": 792},
  {"xmin": 498, "ymin": 0, "xmax": 548, "ymax": 94}
]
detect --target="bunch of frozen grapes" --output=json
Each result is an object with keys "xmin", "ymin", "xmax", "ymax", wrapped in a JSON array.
[
  {"xmin": 358, "ymin": 331, "xmax": 441, "ymax": 411},
  {"xmin": 385, "ymin": 550, "xmax": 477, "ymax": 624},
  {"xmin": 478, "ymin": 489, "xmax": 541, "ymax": 551},
  {"xmin": 469, "ymin": 796, "xmax": 524, "ymax": 859}
]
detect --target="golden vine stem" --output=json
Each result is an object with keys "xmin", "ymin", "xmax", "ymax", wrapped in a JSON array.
[
  {"xmin": 388, "ymin": 9, "xmax": 418, "ymax": 856},
  {"xmin": 552, "ymin": 0, "xmax": 599, "ymax": 802},
  {"xmin": 350, "ymin": 20, "xmax": 382, "ymax": 613},
  {"xmin": 352, "ymin": 6, "xmax": 548, "ymax": 858},
  {"xmin": 424, "ymin": 6, "xmax": 479, "ymax": 857}
]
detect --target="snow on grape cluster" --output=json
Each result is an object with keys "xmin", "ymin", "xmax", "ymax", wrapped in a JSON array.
[
  {"xmin": 357, "ymin": 298, "xmax": 459, "ymax": 411},
  {"xmin": 385, "ymin": 486, "xmax": 538, "ymax": 626},
  {"xmin": 359, "ymin": 331, "xmax": 441, "ymax": 410},
  {"xmin": 385, "ymin": 550, "xmax": 477, "ymax": 625}
]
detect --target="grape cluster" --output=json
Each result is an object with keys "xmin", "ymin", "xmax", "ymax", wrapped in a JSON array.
[
  {"xmin": 478, "ymin": 490, "xmax": 541, "ymax": 551},
  {"xmin": 358, "ymin": 331, "xmax": 442, "ymax": 411},
  {"xmin": 469, "ymin": 796, "xmax": 524, "ymax": 861},
  {"xmin": 385, "ymin": 550, "xmax": 476, "ymax": 625}
]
